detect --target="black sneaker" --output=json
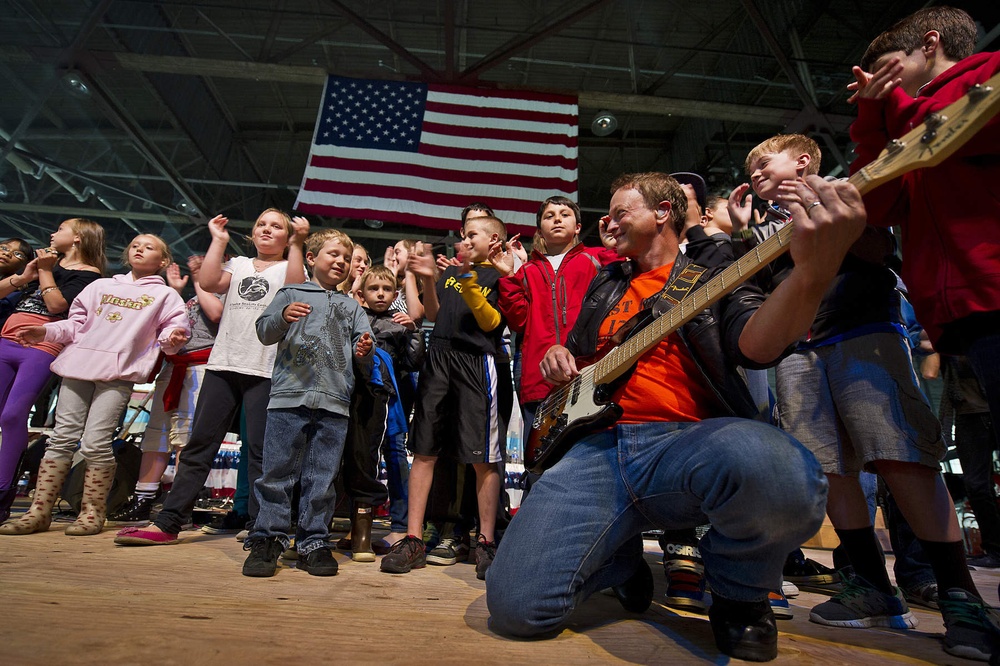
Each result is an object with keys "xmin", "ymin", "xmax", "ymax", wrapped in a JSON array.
[
  {"xmin": 380, "ymin": 535, "xmax": 426, "ymax": 574},
  {"xmin": 709, "ymin": 597, "xmax": 778, "ymax": 662},
  {"xmin": 475, "ymin": 536, "xmax": 497, "ymax": 580},
  {"xmin": 968, "ymin": 552, "xmax": 1000, "ymax": 570},
  {"xmin": 427, "ymin": 535, "xmax": 471, "ymax": 565},
  {"xmin": 902, "ymin": 581, "xmax": 939, "ymax": 611},
  {"xmin": 298, "ymin": 547, "xmax": 339, "ymax": 576},
  {"xmin": 612, "ymin": 558, "xmax": 654, "ymax": 613},
  {"xmin": 783, "ymin": 552, "xmax": 838, "ymax": 585},
  {"xmin": 939, "ymin": 588, "xmax": 1000, "ymax": 661},
  {"xmin": 202, "ymin": 510, "xmax": 251, "ymax": 534},
  {"xmin": 105, "ymin": 494, "xmax": 158, "ymax": 527},
  {"xmin": 242, "ymin": 537, "xmax": 283, "ymax": 577}
]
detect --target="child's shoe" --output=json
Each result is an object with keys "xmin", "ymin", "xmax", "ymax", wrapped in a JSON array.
[
  {"xmin": 380, "ymin": 535, "xmax": 426, "ymax": 574},
  {"xmin": 114, "ymin": 526, "xmax": 179, "ymax": 545},
  {"xmin": 475, "ymin": 535, "xmax": 497, "ymax": 580},
  {"xmin": 106, "ymin": 493, "xmax": 158, "ymax": 527},
  {"xmin": 299, "ymin": 547, "xmax": 339, "ymax": 576},
  {"xmin": 938, "ymin": 588, "xmax": 1000, "ymax": 661},
  {"xmin": 242, "ymin": 537, "xmax": 283, "ymax": 577}
]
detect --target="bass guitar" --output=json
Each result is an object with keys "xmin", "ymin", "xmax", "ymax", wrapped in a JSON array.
[{"xmin": 525, "ymin": 71, "xmax": 1000, "ymax": 474}]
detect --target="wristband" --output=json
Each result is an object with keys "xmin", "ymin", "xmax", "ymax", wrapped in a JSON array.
[
  {"xmin": 9, "ymin": 275, "xmax": 21, "ymax": 288},
  {"xmin": 40, "ymin": 286, "xmax": 59, "ymax": 297}
]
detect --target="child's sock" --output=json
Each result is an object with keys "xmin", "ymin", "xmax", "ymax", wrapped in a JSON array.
[
  {"xmin": 918, "ymin": 539, "xmax": 980, "ymax": 597},
  {"xmin": 834, "ymin": 527, "xmax": 894, "ymax": 593},
  {"xmin": 135, "ymin": 482, "xmax": 160, "ymax": 500}
]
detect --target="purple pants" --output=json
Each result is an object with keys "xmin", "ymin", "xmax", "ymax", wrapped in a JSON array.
[{"xmin": 0, "ymin": 338, "xmax": 56, "ymax": 490}]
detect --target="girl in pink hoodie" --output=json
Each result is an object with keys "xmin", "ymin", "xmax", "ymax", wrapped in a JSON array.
[{"xmin": 0, "ymin": 234, "xmax": 189, "ymax": 537}]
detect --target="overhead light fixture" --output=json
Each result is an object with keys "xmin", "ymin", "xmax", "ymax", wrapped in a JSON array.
[
  {"xmin": 61, "ymin": 70, "xmax": 90, "ymax": 97},
  {"xmin": 176, "ymin": 199, "xmax": 200, "ymax": 216},
  {"xmin": 364, "ymin": 219, "xmax": 384, "ymax": 229},
  {"xmin": 0, "ymin": 182, "xmax": 6, "ymax": 199},
  {"xmin": 591, "ymin": 110, "xmax": 618, "ymax": 137}
]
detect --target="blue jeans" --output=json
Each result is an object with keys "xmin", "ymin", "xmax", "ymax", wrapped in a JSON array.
[
  {"xmin": 381, "ymin": 432, "xmax": 409, "ymax": 534},
  {"xmin": 486, "ymin": 418, "xmax": 827, "ymax": 638},
  {"xmin": 250, "ymin": 407, "xmax": 349, "ymax": 555}
]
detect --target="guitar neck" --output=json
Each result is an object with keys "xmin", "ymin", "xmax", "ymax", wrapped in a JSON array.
[{"xmin": 591, "ymin": 71, "xmax": 1000, "ymax": 387}]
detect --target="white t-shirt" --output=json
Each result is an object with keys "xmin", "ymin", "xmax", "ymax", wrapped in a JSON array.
[
  {"xmin": 546, "ymin": 250, "xmax": 569, "ymax": 272},
  {"xmin": 206, "ymin": 256, "xmax": 288, "ymax": 378}
]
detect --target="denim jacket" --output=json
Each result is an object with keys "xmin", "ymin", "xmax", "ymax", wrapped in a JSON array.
[
  {"xmin": 565, "ymin": 252, "xmax": 789, "ymax": 421},
  {"xmin": 256, "ymin": 282, "xmax": 373, "ymax": 416}
]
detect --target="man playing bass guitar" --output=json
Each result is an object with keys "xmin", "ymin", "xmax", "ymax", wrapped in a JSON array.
[{"xmin": 485, "ymin": 172, "xmax": 866, "ymax": 662}]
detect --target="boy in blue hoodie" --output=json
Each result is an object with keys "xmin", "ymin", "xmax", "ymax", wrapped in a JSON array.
[{"xmin": 244, "ymin": 229, "xmax": 373, "ymax": 577}]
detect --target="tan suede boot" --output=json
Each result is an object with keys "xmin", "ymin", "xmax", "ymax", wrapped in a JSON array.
[
  {"xmin": 66, "ymin": 463, "xmax": 116, "ymax": 536},
  {"xmin": 351, "ymin": 503, "xmax": 376, "ymax": 562},
  {"xmin": 0, "ymin": 457, "xmax": 72, "ymax": 535}
]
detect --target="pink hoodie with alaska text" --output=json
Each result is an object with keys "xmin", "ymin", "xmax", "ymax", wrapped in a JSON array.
[{"xmin": 42, "ymin": 272, "xmax": 190, "ymax": 383}]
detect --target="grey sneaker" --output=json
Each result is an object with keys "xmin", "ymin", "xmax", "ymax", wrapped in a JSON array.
[
  {"xmin": 809, "ymin": 575, "xmax": 917, "ymax": 629},
  {"xmin": 939, "ymin": 588, "xmax": 1000, "ymax": 661},
  {"xmin": 427, "ymin": 536, "xmax": 460, "ymax": 566},
  {"xmin": 902, "ymin": 581, "xmax": 939, "ymax": 611}
]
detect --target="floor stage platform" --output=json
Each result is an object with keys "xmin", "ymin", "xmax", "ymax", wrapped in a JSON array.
[{"xmin": 2, "ymin": 521, "xmax": 997, "ymax": 665}]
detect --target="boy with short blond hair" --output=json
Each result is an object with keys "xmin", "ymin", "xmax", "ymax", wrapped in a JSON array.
[
  {"xmin": 243, "ymin": 228, "xmax": 373, "ymax": 578},
  {"xmin": 381, "ymin": 215, "xmax": 511, "ymax": 579}
]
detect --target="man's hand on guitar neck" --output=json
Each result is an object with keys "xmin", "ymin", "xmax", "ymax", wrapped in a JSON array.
[
  {"xmin": 540, "ymin": 344, "xmax": 580, "ymax": 385},
  {"xmin": 738, "ymin": 175, "xmax": 867, "ymax": 364}
]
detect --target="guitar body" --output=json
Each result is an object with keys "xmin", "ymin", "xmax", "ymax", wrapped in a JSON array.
[{"xmin": 524, "ymin": 310, "xmax": 650, "ymax": 474}]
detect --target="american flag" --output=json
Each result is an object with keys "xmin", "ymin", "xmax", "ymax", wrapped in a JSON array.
[{"xmin": 294, "ymin": 75, "xmax": 578, "ymax": 233}]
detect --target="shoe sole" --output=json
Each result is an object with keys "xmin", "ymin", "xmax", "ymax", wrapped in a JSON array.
[
  {"xmin": 242, "ymin": 567, "xmax": 278, "ymax": 577},
  {"xmin": 201, "ymin": 527, "xmax": 241, "ymax": 534},
  {"xmin": 808, "ymin": 610, "xmax": 917, "ymax": 629},
  {"xmin": 770, "ymin": 607, "xmax": 794, "ymax": 620},
  {"xmin": 665, "ymin": 597, "xmax": 709, "ymax": 614},
  {"xmin": 784, "ymin": 574, "xmax": 837, "ymax": 585},
  {"xmin": 380, "ymin": 561, "xmax": 426, "ymax": 574},
  {"xmin": 426, "ymin": 555, "xmax": 458, "ymax": 566},
  {"xmin": 114, "ymin": 536, "xmax": 179, "ymax": 546},
  {"xmin": 943, "ymin": 642, "xmax": 992, "ymax": 661},
  {"xmin": 352, "ymin": 551, "xmax": 376, "ymax": 563},
  {"xmin": 105, "ymin": 519, "xmax": 151, "ymax": 527},
  {"xmin": 298, "ymin": 562, "xmax": 339, "ymax": 576}
]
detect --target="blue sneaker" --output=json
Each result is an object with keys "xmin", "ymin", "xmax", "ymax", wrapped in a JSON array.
[
  {"xmin": 769, "ymin": 590, "xmax": 793, "ymax": 620},
  {"xmin": 809, "ymin": 575, "xmax": 916, "ymax": 629},
  {"xmin": 664, "ymin": 557, "xmax": 710, "ymax": 613}
]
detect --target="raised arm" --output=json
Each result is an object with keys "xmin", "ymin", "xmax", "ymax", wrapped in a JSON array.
[
  {"xmin": 199, "ymin": 215, "xmax": 233, "ymax": 294},
  {"xmin": 738, "ymin": 176, "xmax": 867, "ymax": 363}
]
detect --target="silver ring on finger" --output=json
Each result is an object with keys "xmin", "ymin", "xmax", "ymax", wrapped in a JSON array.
[{"xmin": 807, "ymin": 201, "xmax": 823, "ymax": 212}]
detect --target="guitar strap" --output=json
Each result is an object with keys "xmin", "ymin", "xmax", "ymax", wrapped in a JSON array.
[{"xmin": 642, "ymin": 263, "xmax": 709, "ymax": 312}]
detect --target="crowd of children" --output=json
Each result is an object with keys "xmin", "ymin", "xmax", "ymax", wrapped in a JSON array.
[{"xmin": 0, "ymin": 4, "xmax": 998, "ymax": 662}]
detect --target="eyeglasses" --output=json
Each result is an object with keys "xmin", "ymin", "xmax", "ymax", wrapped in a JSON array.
[{"xmin": 0, "ymin": 245, "xmax": 27, "ymax": 261}]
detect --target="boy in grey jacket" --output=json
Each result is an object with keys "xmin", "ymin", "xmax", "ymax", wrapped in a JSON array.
[{"xmin": 243, "ymin": 228, "xmax": 373, "ymax": 578}]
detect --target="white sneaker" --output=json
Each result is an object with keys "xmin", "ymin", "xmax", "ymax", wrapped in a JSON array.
[{"xmin": 782, "ymin": 580, "xmax": 800, "ymax": 598}]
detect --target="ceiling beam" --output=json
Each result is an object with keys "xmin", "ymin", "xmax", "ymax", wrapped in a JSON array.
[
  {"xmin": 109, "ymin": 52, "xmax": 855, "ymax": 129},
  {"xmin": 459, "ymin": 0, "xmax": 615, "ymax": 82},
  {"xmin": 321, "ymin": 0, "xmax": 440, "ymax": 81}
]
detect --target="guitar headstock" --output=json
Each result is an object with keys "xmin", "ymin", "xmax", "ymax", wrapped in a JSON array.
[{"xmin": 853, "ymin": 70, "xmax": 1000, "ymax": 195}]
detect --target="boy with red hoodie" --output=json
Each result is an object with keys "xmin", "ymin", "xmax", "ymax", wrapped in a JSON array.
[
  {"xmin": 488, "ymin": 196, "xmax": 615, "ymax": 485},
  {"xmin": 850, "ymin": 7, "xmax": 1000, "ymax": 661}
]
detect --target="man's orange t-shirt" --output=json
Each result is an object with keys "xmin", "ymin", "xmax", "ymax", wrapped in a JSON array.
[{"xmin": 595, "ymin": 262, "xmax": 720, "ymax": 423}]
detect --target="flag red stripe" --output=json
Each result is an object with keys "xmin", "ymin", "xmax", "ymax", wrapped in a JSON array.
[
  {"xmin": 418, "ymin": 143, "xmax": 577, "ymax": 170},
  {"xmin": 308, "ymin": 156, "xmax": 577, "ymax": 192},
  {"xmin": 424, "ymin": 100, "xmax": 577, "ymax": 126},
  {"xmin": 303, "ymin": 178, "xmax": 545, "ymax": 214},
  {"xmin": 429, "ymin": 83, "xmax": 577, "ymax": 107},
  {"xmin": 422, "ymin": 121, "xmax": 577, "ymax": 146},
  {"xmin": 296, "ymin": 201, "xmax": 538, "ymax": 235}
]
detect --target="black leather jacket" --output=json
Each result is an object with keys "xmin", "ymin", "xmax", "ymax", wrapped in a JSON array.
[{"xmin": 565, "ymin": 252, "xmax": 790, "ymax": 421}]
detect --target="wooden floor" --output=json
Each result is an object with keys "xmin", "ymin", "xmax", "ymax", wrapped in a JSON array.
[{"xmin": 2, "ymin": 513, "xmax": 997, "ymax": 665}]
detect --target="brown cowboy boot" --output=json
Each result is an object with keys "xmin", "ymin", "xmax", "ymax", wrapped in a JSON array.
[
  {"xmin": 66, "ymin": 463, "xmax": 116, "ymax": 536},
  {"xmin": 0, "ymin": 457, "xmax": 72, "ymax": 535},
  {"xmin": 351, "ymin": 503, "xmax": 376, "ymax": 562}
]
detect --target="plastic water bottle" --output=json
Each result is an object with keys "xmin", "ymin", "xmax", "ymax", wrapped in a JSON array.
[{"xmin": 16, "ymin": 471, "xmax": 30, "ymax": 496}]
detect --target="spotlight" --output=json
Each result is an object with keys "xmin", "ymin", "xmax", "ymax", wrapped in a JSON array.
[
  {"xmin": 364, "ymin": 219, "xmax": 384, "ymax": 229},
  {"xmin": 61, "ymin": 70, "xmax": 90, "ymax": 97},
  {"xmin": 176, "ymin": 199, "xmax": 199, "ymax": 216},
  {"xmin": 591, "ymin": 110, "xmax": 618, "ymax": 137}
]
